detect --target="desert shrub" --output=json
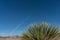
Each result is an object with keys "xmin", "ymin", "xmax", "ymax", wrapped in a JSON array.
[{"xmin": 22, "ymin": 23, "xmax": 59, "ymax": 40}]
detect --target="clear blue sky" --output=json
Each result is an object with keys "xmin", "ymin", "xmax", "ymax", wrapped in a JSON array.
[{"xmin": 0, "ymin": 0, "xmax": 60, "ymax": 36}]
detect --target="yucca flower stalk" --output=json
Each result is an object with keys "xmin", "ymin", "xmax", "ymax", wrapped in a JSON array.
[{"xmin": 21, "ymin": 23, "xmax": 59, "ymax": 40}]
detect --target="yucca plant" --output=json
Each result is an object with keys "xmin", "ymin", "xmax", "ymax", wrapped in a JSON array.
[{"xmin": 21, "ymin": 23, "xmax": 59, "ymax": 40}]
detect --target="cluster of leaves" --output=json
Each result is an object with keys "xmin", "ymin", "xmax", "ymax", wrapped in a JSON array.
[{"xmin": 22, "ymin": 23, "xmax": 59, "ymax": 40}]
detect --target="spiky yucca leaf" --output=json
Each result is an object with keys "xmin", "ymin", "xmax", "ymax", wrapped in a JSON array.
[{"xmin": 22, "ymin": 23, "xmax": 59, "ymax": 40}]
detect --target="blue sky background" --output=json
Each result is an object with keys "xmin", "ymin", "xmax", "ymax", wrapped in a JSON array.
[{"xmin": 0, "ymin": 0, "xmax": 60, "ymax": 36}]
